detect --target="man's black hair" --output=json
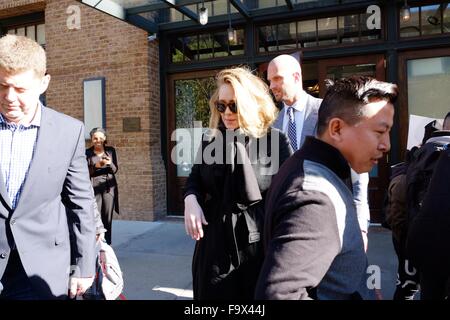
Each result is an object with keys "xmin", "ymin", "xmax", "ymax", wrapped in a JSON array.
[{"xmin": 317, "ymin": 76, "xmax": 398, "ymax": 136}]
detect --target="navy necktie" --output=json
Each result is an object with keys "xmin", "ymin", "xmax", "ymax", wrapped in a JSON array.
[{"xmin": 287, "ymin": 107, "xmax": 298, "ymax": 151}]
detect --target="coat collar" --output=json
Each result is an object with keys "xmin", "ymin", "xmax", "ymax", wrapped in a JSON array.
[{"xmin": 298, "ymin": 136, "xmax": 351, "ymax": 181}]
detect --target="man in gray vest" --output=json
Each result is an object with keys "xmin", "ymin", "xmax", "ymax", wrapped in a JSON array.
[{"xmin": 268, "ymin": 54, "xmax": 370, "ymax": 249}]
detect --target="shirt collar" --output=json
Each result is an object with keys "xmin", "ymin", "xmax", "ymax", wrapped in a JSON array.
[
  {"xmin": 283, "ymin": 90, "xmax": 308, "ymax": 113},
  {"xmin": 0, "ymin": 102, "xmax": 42, "ymax": 128}
]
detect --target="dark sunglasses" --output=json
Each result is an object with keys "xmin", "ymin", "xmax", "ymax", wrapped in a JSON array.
[{"xmin": 215, "ymin": 101, "xmax": 237, "ymax": 113}]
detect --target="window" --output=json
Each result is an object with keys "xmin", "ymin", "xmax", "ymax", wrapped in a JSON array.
[
  {"xmin": 400, "ymin": 1, "xmax": 450, "ymax": 38},
  {"xmin": 258, "ymin": 9, "xmax": 382, "ymax": 54},
  {"xmin": 7, "ymin": 23, "xmax": 45, "ymax": 46},
  {"xmin": 170, "ymin": 27, "xmax": 245, "ymax": 63},
  {"xmin": 83, "ymin": 78, "xmax": 106, "ymax": 139}
]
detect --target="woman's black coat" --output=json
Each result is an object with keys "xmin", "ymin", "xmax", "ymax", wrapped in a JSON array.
[{"xmin": 183, "ymin": 128, "xmax": 292, "ymax": 300}]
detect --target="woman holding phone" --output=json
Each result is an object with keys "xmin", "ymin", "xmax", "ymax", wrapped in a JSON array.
[{"xmin": 86, "ymin": 127, "xmax": 119, "ymax": 244}]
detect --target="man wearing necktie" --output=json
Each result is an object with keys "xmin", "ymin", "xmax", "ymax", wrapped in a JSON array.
[{"xmin": 268, "ymin": 54, "xmax": 370, "ymax": 250}]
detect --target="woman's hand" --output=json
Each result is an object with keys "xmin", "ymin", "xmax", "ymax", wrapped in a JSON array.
[
  {"xmin": 102, "ymin": 156, "xmax": 112, "ymax": 166},
  {"xmin": 184, "ymin": 194, "xmax": 208, "ymax": 241}
]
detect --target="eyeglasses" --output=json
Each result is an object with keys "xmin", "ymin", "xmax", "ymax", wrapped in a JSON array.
[{"xmin": 215, "ymin": 101, "xmax": 237, "ymax": 113}]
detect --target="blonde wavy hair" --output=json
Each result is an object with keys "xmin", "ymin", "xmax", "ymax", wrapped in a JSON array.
[
  {"xmin": 0, "ymin": 35, "xmax": 46, "ymax": 77},
  {"xmin": 208, "ymin": 67, "xmax": 278, "ymax": 138}
]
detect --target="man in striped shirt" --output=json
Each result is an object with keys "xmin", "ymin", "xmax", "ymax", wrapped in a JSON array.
[{"xmin": 0, "ymin": 35, "xmax": 96, "ymax": 300}]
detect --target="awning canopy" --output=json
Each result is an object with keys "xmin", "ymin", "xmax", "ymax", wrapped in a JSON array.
[{"xmin": 77, "ymin": 0, "xmax": 373, "ymax": 34}]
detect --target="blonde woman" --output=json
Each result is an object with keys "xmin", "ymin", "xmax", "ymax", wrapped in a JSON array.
[{"xmin": 183, "ymin": 67, "xmax": 292, "ymax": 300}]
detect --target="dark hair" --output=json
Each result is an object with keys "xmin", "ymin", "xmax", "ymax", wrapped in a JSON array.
[
  {"xmin": 90, "ymin": 127, "xmax": 106, "ymax": 137},
  {"xmin": 89, "ymin": 127, "xmax": 107, "ymax": 145},
  {"xmin": 316, "ymin": 76, "xmax": 398, "ymax": 136}
]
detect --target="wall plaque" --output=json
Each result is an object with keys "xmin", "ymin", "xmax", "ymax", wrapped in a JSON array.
[{"xmin": 123, "ymin": 117, "xmax": 141, "ymax": 132}]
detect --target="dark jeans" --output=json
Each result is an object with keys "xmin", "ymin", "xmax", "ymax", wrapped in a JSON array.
[{"xmin": 0, "ymin": 249, "xmax": 38, "ymax": 300}]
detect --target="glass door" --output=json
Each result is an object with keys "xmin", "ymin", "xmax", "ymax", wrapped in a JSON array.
[
  {"xmin": 167, "ymin": 71, "xmax": 217, "ymax": 215},
  {"xmin": 318, "ymin": 54, "xmax": 386, "ymax": 223},
  {"xmin": 398, "ymin": 48, "xmax": 450, "ymax": 158}
]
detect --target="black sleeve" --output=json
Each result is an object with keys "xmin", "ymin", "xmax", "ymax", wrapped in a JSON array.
[
  {"xmin": 278, "ymin": 130, "xmax": 293, "ymax": 166},
  {"xmin": 107, "ymin": 147, "xmax": 118, "ymax": 174},
  {"xmin": 85, "ymin": 149, "xmax": 95, "ymax": 178},
  {"xmin": 183, "ymin": 140, "xmax": 205, "ymax": 202},
  {"xmin": 255, "ymin": 190, "xmax": 341, "ymax": 300}
]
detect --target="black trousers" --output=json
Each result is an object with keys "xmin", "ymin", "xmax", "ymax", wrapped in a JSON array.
[{"xmin": 95, "ymin": 187, "xmax": 115, "ymax": 245}]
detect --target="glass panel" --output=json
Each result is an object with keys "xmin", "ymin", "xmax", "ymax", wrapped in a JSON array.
[
  {"xmin": 444, "ymin": 4, "xmax": 450, "ymax": 33},
  {"xmin": 317, "ymin": 17, "xmax": 337, "ymax": 46},
  {"xmin": 301, "ymin": 61, "xmax": 319, "ymax": 97},
  {"xmin": 16, "ymin": 27, "xmax": 25, "ymax": 36},
  {"xmin": 421, "ymin": 4, "xmax": 442, "ymax": 35},
  {"xmin": 170, "ymin": 8, "xmax": 183, "ymax": 22},
  {"xmin": 326, "ymin": 63, "xmax": 376, "ymax": 80},
  {"xmin": 7, "ymin": 29, "xmax": 15, "ymax": 35},
  {"xmin": 258, "ymin": 0, "xmax": 279, "ymax": 9},
  {"xmin": 174, "ymin": 77, "xmax": 215, "ymax": 176},
  {"xmin": 339, "ymin": 14, "xmax": 359, "ymax": 43},
  {"xmin": 83, "ymin": 78, "xmax": 105, "ymax": 139},
  {"xmin": 184, "ymin": 35, "xmax": 199, "ymax": 60},
  {"xmin": 37, "ymin": 24, "xmax": 45, "ymax": 45},
  {"xmin": 400, "ymin": 6, "xmax": 420, "ymax": 37},
  {"xmin": 230, "ymin": 28, "xmax": 245, "ymax": 56},
  {"xmin": 212, "ymin": 31, "xmax": 229, "ymax": 58},
  {"xmin": 198, "ymin": 34, "xmax": 213, "ymax": 60},
  {"xmin": 407, "ymin": 56, "xmax": 450, "ymax": 148},
  {"xmin": 277, "ymin": 22, "xmax": 297, "ymax": 51},
  {"xmin": 298, "ymin": 19, "xmax": 317, "ymax": 47},
  {"xmin": 407, "ymin": 56, "xmax": 450, "ymax": 119},
  {"xmin": 172, "ymin": 48, "xmax": 184, "ymax": 63},
  {"xmin": 360, "ymin": 11, "xmax": 381, "ymax": 41},
  {"xmin": 115, "ymin": 0, "xmax": 156, "ymax": 10},
  {"xmin": 26, "ymin": 26, "xmax": 35, "ymax": 41},
  {"xmin": 258, "ymin": 25, "xmax": 277, "ymax": 53},
  {"xmin": 212, "ymin": 0, "xmax": 227, "ymax": 16}
]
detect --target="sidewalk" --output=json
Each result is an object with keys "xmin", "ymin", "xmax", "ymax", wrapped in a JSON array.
[{"xmin": 111, "ymin": 220, "xmax": 398, "ymax": 300}]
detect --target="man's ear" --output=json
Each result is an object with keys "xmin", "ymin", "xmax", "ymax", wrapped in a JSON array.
[
  {"xmin": 39, "ymin": 74, "xmax": 51, "ymax": 94},
  {"xmin": 327, "ymin": 118, "xmax": 345, "ymax": 143}
]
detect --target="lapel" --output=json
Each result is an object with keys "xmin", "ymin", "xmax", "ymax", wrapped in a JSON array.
[
  {"xmin": 13, "ymin": 107, "xmax": 54, "ymax": 217},
  {"xmin": 0, "ymin": 169, "xmax": 12, "ymax": 218},
  {"xmin": 273, "ymin": 106, "xmax": 285, "ymax": 131},
  {"xmin": 301, "ymin": 94, "xmax": 319, "ymax": 140}
]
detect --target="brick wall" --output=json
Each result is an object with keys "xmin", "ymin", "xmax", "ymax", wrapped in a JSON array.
[{"xmin": 1, "ymin": 0, "xmax": 167, "ymax": 220}]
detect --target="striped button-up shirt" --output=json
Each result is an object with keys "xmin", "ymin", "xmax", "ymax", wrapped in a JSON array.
[{"xmin": 0, "ymin": 104, "xmax": 41, "ymax": 210}]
